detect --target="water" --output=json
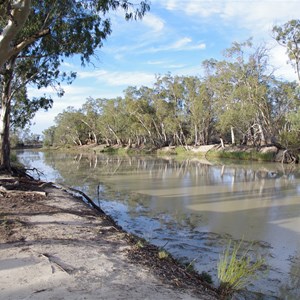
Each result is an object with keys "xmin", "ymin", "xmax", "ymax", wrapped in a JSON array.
[{"xmin": 17, "ymin": 150, "xmax": 300, "ymax": 299}]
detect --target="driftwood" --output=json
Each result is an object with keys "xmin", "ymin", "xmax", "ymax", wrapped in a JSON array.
[
  {"xmin": 0, "ymin": 185, "xmax": 47, "ymax": 196},
  {"xmin": 54, "ymin": 183, "xmax": 106, "ymax": 215},
  {"xmin": 39, "ymin": 252, "xmax": 74, "ymax": 274},
  {"xmin": 281, "ymin": 149, "xmax": 299, "ymax": 164}
]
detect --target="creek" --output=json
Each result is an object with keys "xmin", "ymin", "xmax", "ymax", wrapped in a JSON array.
[{"xmin": 17, "ymin": 150, "xmax": 300, "ymax": 299}]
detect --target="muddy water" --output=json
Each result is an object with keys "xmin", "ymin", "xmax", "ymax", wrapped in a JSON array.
[{"xmin": 17, "ymin": 150, "xmax": 300, "ymax": 299}]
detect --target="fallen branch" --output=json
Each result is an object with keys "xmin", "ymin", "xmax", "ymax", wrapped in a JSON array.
[
  {"xmin": 54, "ymin": 183, "xmax": 106, "ymax": 215},
  {"xmin": 0, "ymin": 185, "xmax": 47, "ymax": 196},
  {"xmin": 39, "ymin": 252, "xmax": 73, "ymax": 274}
]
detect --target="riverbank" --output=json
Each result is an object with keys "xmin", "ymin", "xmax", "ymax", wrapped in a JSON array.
[
  {"xmin": 41, "ymin": 143, "xmax": 300, "ymax": 164},
  {"xmin": 0, "ymin": 174, "xmax": 218, "ymax": 300}
]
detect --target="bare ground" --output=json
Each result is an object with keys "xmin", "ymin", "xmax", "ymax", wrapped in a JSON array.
[{"xmin": 0, "ymin": 174, "xmax": 219, "ymax": 300}]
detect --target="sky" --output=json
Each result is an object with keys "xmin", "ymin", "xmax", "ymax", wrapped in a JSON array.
[{"xmin": 29, "ymin": 0, "xmax": 300, "ymax": 135}]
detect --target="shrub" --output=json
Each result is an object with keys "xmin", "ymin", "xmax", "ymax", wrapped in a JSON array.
[
  {"xmin": 175, "ymin": 146, "xmax": 188, "ymax": 155},
  {"xmin": 217, "ymin": 240, "xmax": 266, "ymax": 299},
  {"xmin": 158, "ymin": 249, "xmax": 169, "ymax": 259}
]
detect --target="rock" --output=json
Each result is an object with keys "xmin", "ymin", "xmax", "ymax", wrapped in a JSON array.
[
  {"xmin": 259, "ymin": 146, "xmax": 278, "ymax": 154},
  {"xmin": 190, "ymin": 145, "xmax": 218, "ymax": 153}
]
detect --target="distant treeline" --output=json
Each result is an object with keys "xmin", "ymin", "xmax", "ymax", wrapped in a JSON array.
[{"xmin": 43, "ymin": 41, "xmax": 300, "ymax": 151}]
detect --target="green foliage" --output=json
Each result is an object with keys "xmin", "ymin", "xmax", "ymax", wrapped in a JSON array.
[
  {"xmin": 10, "ymin": 132, "xmax": 22, "ymax": 149},
  {"xmin": 10, "ymin": 87, "xmax": 53, "ymax": 130},
  {"xmin": 279, "ymin": 111, "xmax": 300, "ymax": 149},
  {"xmin": 43, "ymin": 126, "xmax": 56, "ymax": 147},
  {"xmin": 53, "ymin": 107, "xmax": 89, "ymax": 146},
  {"xmin": 206, "ymin": 150, "xmax": 274, "ymax": 162},
  {"xmin": 0, "ymin": 0, "xmax": 150, "ymax": 169},
  {"xmin": 4, "ymin": 0, "xmax": 149, "ymax": 113},
  {"xmin": 158, "ymin": 249, "xmax": 169, "ymax": 259},
  {"xmin": 10, "ymin": 152, "xmax": 17, "ymax": 163},
  {"xmin": 43, "ymin": 37, "xmax": 299, "ymax": 160},
  {"xmin": 217, "ymin": 240, "xmax": 266, "ymax": 299},
  {"xmin": 273, "ymin": 20, "xmax": 300, "ymax": 82},
  {"xmin": 204, "ymin": 39, "xmax": 275, "ymax": 146},
  {"xmin": 135, "ymin": 240, "xmax": 145, "ymax": 249},
  {"xmin": 175, "ymin": 146, "xmax": 188, "ymax": 155},
  {"xmin": 100, "ymin": 146, "xmax": 127, "ymax": 155}
]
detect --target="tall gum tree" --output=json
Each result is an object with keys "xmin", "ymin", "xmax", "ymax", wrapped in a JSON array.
[
  {"xmin": 273, "ymin": 19, "xmax": 300, "ymax": 83},
  {"xmin": 0, "ymin": 0, "xmax": 150, "ymax": 172},
  {"xmin": 273, "ymin": 20, "xmax": 300, "ymax": 158}
]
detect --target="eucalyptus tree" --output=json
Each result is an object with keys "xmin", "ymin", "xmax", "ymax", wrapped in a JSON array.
[
  {"xmin": 272, "ymin": 81, "xmax": 300, "ymax": 151},
  {"xmin": 202, "ymin": 58, "xmax": 242, "ymax": 144},
  {"xmin": 154, "ymin": 74, "xmax": 188, "ymax": 146},
  {"xmin": 273, "ymin": 20, "xmax": 300, "ymax": 83},
  {"xmin": 280, "ymin": 110, "xmax": 300, "ymax": 149},
  {"xmin": 203, "ymin": 40, "xmax": 275, "ymax": 146},
  {"xmin": 0, "ymin": 0, "xmax": 150, "ymax": 171},
  {"xmin": 182, "ymin": 76, "xmax": 214, "ymax": 145},
  {"xmin": 98, "ymin": 97, "xmax": 128, "ymax": 146},
  {"xmin": 54, "ymin": 107, "xmax": 89, "ymax": 146},
  {"xmin": 151, "ymin": 96, "xmax": 173, "ymax": 146},
  {"xmin": 124, "ymin": 86, "xmax": 157, "ymax": 146},
  {"xmin": 273, "ymin": 20, "xmax": 300, "ymax": 155},
  {"xmin": 81, "ymin": 97, "xmax": 106, "ymax": 145},
  {"xmin": 42, "ymin": 125, "xmax": 56, "ymax": 147}
]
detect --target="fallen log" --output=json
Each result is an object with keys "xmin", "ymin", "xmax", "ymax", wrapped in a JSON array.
[{"xmin": 0, "ymin": 185, "xmax": 47, "ymax": 196}]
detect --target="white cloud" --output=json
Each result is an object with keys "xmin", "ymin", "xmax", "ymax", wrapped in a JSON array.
[
  {"xmin": 160, "ymin": 0, "xmax": 300, "ymax": 36},
  {"xmin": 164, "ymin": 0, "xmax": 178, "ymax": 11},
  {"xmin": 191, "ymin": 43, "xmax": 206, "ymax": 50},
  {"xmin": 61, "ymin": 62, "xmax": 76, "ymax": 68},
  {"xmin": 145, "ymin": 37, "xmax": 206, "ymax": 53},
  {"xmin": 146, "ymin": 60, "xmax": 186, "ymax": 69},
  {"xmin": 185, "ymin": 0, "xmax": 221, "ymax": 18},
  {"xmin": 28, "ymin": 85, "xmax": 96, "ymax": 100},
  {"xmin": 172, "ymin": 37, "xmax": 192, "ymax": 49},
  {"xmin": 170, "ymin": 38, "xmax": 206, "ymax": 50},
  {"xmin": 168, "ymin": 64, "xmax": 187, "ymax": 69},
  {"xmin": 78, "ymin": 69, "xmax": 155, "ymax": 87},
  {"xmin": 101, "ymin": 71, "xmax": 155, "ymax": 87},
  {"xmin": 78, "ymin": 70, "xmax": 107, "ymax": 80},
  {"xmin": 142, "ymin": 13, "xmax": 165, "ymax": 33},
  {"xmin": 157, "ymin": 0, "xmax": 300, "ymax": 82},
  {"xmin": 147, "ymin": 60, "xmax": 167, "ymax": 65},
  {"xmin": 269, "ymin": 42, "xmax": 299, "ymax": 82}
]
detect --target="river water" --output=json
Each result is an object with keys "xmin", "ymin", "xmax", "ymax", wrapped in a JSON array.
[{"xmin": 17, "ymin": 150, "xmax": 300, "ymax": 299}]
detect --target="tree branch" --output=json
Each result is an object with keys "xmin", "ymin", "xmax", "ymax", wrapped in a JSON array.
[
  {"xmin": 13, "ymin": 28, "xmax": 51, "ymax": 57},
  {"xmin": 0, "ymin": 0, "xmax": 31, "ymax": 69}
]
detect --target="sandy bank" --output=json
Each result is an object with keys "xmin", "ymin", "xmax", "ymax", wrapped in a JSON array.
[{"xmin": 0, "ymin": 175, "xmax": 218, "ymax": 300}]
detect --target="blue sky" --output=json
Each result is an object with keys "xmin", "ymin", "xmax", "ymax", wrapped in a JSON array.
[{"xmin": 29, "ymin": 0, "xmax": 300, "ymax": 135}]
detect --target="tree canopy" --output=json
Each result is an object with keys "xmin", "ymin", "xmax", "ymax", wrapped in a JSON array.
[
  {"xmin": 0, "ymin": 0, "xmax": 150, "ymax": 171},
  {"xmin": 44, "ymin": 40, "xmax": 300, "ymax": 155},
  {"xmin": 273, "ymin": 19, "xmax": 300, "ymax": 83}
]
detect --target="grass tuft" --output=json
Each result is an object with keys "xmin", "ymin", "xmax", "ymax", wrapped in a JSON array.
[
  {"xmin": 158, "ymin": 249, "xmax": 169, "ymax": 259},
  {"xmin": 217, "ymin": 240, "xmax": 266, "ymax": 299}
]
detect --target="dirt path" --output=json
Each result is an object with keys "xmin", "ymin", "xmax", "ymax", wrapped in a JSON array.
[{"xmin": 0, "ymin": 175, "xmax": 218, "ymax": 300}]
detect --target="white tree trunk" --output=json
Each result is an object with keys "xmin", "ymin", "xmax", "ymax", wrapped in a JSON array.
[
  {"xmin": 231, "ymin": 126, "xmax": 235, "ymax": 145},
  {"xmin": 0, "ymin": 57, "xmax": 16, "ymax": 170},
  {"xmin": 0, "ymin": 0, "xmax": 31, "ymax": 69},
  {"xmin": 258, "ymin": 124, "xmax": 266, "ymax": 145},
  {"xmin": 194, "ymin": 124, "xmax": 198, "ymax": 146},
  {"xmin": 220, "ymin": 137, "xmax": 225, "ymax": 148}
]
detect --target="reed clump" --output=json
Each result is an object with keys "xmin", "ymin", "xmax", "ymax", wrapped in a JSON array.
[{"xmin": 217, "ymin": 240, "xmax": 266, "ymax": 299}]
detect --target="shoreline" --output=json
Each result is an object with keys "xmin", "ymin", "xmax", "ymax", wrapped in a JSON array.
[
  {"xmin": 35, "ymin": 143, "xmax": 300, "ymax": 164},
  {"xmin": 0, "ymin": 174, "xmax": 218, "ymax": 300}
]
